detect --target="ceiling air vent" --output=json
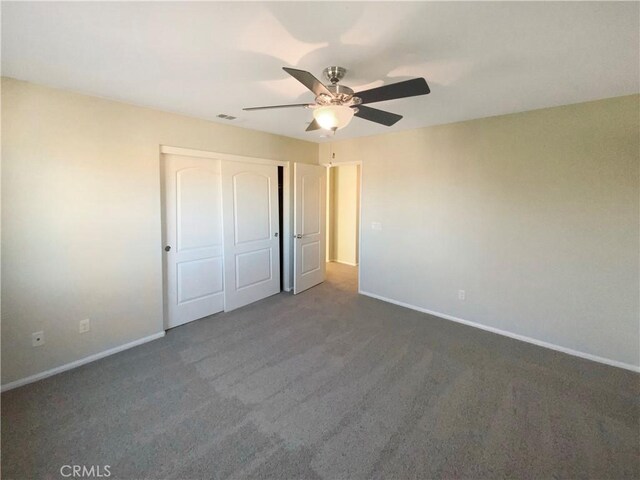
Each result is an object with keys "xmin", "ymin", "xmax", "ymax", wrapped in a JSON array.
[{"xmin": 217, "ymin": 114, "xmax": 237, "ymax": 120}]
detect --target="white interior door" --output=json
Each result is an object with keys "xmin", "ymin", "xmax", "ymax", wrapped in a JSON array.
[
  {"xmin": 222, "ymin": 161, "xmax": 280, "ymax": 311},
  {"xmin": 162, "ymin": 154, "xmax": 224, "ymax": 329},
  {"xmin": 294, "ymin": 163, "xmax": 327, "ymax": 294}
]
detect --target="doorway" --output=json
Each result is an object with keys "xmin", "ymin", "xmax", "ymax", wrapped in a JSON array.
[{"xmin": 327, "ymin": 164, "xmax": 361, "ymax": 269}]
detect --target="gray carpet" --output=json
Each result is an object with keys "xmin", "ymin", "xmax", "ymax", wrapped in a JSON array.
[{"xmin": 2, "ymin": 263, "xmax": 639, "ymax": 479}]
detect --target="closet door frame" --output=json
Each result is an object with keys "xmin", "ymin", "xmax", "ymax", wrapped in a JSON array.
[{"xmin": 160, "ymin": 145, "xmax": 292, "ymax": 301}]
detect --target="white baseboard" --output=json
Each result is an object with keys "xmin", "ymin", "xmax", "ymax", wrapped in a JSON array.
[
  {"xmin": 359, "ymin": 290, "xmax": 640, "ymax": 373},
  {"xmin": 1, "ymin": 331, "xmax": 166, "ymax": 392},
  {"xmin": 330, "ymin": 260, "xmax": 359, "ymax": 267}
]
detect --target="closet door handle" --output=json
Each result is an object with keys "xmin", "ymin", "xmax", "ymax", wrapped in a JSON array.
[
  {"xmin": 295, "ymin": 234, "xmax": 303, "ymax": 239},
  {"xmin": 164, "ymin": 245, "xmax": 171, "ymax": 252},
  {"xmin": 274, "ymin": 232, "xmax": 279, "ymax": 237}
]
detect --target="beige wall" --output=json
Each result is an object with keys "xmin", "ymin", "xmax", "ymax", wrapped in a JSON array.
[
  {"xmin": 3, "ymin": 77, "xmax": 638, "ymax": 385},
  {"xmin": 320, "ymin": 95, "xmax": 640, "ymax": 369},
  {"xmin": 1, "ymin": 78, "xmax": 318, "ymax": 385},
  {"xmin": 328, "ymin": 164, "xmax": 360, "ymax": 265}
]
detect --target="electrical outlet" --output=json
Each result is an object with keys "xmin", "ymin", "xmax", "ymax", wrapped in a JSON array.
[
  {"xmin": 458, "ymin": 290, "xmax": 466, "ymax": 301},
  {"xmin": 79, "ymin": 318, "xmax": 90, "ymax": 334},
  {"xmin": 32, "ymin": 331, "xmax": 45, "ymax": 347}
]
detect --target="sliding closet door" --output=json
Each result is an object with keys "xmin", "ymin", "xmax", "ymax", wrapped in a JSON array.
[
  {"xmin": 221, "ymin": 161, "xmax": 280, "ymax": 311},
  {"xmin": 162, "ymin": 154, "xmax": 224, "ymax": 328}
]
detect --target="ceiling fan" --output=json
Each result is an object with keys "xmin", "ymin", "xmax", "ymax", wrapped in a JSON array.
[{"xmin": 243, "ymin": 66, "xmax": 430, "ymax": 133}]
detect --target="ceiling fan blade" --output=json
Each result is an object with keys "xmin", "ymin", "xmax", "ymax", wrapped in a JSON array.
[
  {"xmin": 243, "ymin": 103, "xmax": 312, "ymax": 111},
  {"xmin": 356, "ymin": 78, "xmax": 430, "ymax": 105},
  {"xmin": 354, "ymin": 105, "xmax": 403, "ymax": 126},
  {"xmin": 283, "ymin": 67, "xmax": 332, "ymax": 97},
  {"xmin": 306, "ymin": 119, "xmax": 321, "ymax": 131}
]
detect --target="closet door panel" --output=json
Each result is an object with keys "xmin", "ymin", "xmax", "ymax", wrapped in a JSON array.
[{"xmin": 222, "ymin": 161, "xmax": 280, "ymax": 311}]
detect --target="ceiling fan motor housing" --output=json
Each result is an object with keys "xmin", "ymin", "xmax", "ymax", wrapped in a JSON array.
[
  {"xmin": 316, "ymin": 67, "xmax": 362, "ymax": 110},
  {"xmin": 316, "ymin": 84, "xmax": 361, "ymax": 109}
]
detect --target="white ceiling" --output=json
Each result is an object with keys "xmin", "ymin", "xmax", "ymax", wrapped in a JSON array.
[{"xmin": 2, "ymin": 2, "xmax": 638, "ymax": 143}]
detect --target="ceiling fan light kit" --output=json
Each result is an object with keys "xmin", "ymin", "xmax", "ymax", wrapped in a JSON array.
[
  {"xmin": 313, "ymin": 105, "xmax": 355, "ymax": 131},
  {"xmin": 243, "ymin": 66, "xmax": 430, "ymax": 134}
]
